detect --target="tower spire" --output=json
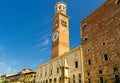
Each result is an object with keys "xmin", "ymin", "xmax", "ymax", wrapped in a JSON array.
[
  {"xmin": 55, "ymin": 1, "xmax": 67, "ymax": 15},
  {"xmin": 51, "ymin": 1, "xmax": 70, "ymax": 59}
]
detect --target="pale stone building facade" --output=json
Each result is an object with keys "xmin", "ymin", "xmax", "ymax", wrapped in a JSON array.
[
  {"xmin": 36, "ymin": 2, "xmax": 83, "ymax": 83},
  {"xmin": 36, "ymin": 46, "xmax": 83, "ymax": 83}
]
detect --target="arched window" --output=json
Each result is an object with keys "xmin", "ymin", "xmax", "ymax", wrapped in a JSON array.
[
  {"xmin": 83, "ymin": 37, "xmax": 88, "ymax": 41},
  {"xmin": 59, "ymin": 5, "xmax": 62, "ymax": 10},
  {"xmin": 82, "ymin": 23, "xmax": 88, "ymax": 31},
  {"xmin": 117, "ymin": 0, "xmax": 120, "ymax": 4}
]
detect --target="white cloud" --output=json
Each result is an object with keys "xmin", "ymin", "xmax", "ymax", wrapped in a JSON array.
[
  {"xmin": 0, "ymin": 61, "xmax": 17, "ymax": 74},
  {"xmin": 34, "ymin": 38, "xmax": 50, "ymax": 49},
  {"xmin": 39, "ymin": 59, "xmax": 44, "ymax": 63},
  {"xmin": 0, "ymin": 45, "xmax": 18, "ymax": 74},
  {"xmin": 0, "ymin": 58, "xmax": 18, "ymax": 74},
  {"xmin": 40, "ymin": 47, "xmax": 48, "ymax": 52},
  {"xmin": 32, "ymin": 63, "xmax": 37, "ymax": 67},
  {"xmin": 32, "ymin": 58, "xmax": 44, "ymax": 68},
  {"xmin": 44, "ymin": 38, "xmax": 49, "ymax": 45},
  {"xmin": 37, "ymin": 33, "xmax": 50, "ymax": 41}
]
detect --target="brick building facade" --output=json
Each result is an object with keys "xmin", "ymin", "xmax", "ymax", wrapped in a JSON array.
[{"xmin": 80, "ymin": 0, "xmax": 120, "ymax": 83}]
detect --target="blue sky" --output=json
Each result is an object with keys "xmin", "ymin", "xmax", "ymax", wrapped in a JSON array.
[{"xmin": 0, "ymin": 0, "xmax": 105, "ymax": 74}]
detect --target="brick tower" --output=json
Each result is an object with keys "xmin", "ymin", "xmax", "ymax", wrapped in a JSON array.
[{"xmin": 52, "ymin": 1, "xmax": 70, "ymax": 59}]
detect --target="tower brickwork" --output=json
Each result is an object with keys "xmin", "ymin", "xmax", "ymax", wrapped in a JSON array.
[
  {"xmin": 36, "ymin": 2, "xmax": 83, "ymax": 83},
  {"xmin": 52, "ymin": 2, "xmax": 70, "ymax": 59}
]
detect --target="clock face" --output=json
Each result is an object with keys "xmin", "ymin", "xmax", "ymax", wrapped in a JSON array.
[{"xmin": 52, "ymin": 32, "xmax": 58, "ymax": 41}]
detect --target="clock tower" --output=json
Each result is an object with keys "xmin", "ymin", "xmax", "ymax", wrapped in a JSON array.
[{"xmin": 52, "ymin": 1, "xmax": 70, "ymax": 59}]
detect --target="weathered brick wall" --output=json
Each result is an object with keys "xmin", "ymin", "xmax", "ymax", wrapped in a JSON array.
[{"xmin": 80, "ymin": 0, "xmax": 120, "ymax": 82}]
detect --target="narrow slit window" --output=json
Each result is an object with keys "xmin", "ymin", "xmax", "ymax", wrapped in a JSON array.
[
  {"xmin": 100, "ymin": 77, "xmax": 103, "ymax": 83},
  {"xmin": 104, "ymin": 54, "xmax": 108, "ymax": 61},
  {"xmin": 88, "ymin": 60, "xmax": 91, "ymax": 66},
  {"xmin": 75, "ymin": 61, "xmax": 78, "ymax": 68}
]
